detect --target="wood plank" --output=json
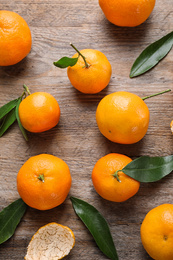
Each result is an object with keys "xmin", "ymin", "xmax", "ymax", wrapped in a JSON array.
[{"xmin": 0, "ymin": 0, "xmax": 172, "ymax": 259}]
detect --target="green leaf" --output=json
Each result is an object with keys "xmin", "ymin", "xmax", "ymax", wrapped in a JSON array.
[
  {"xmin": 53, "ymin": 56, "xmax": 78, "ymax": 68},
  {"xmin": 15, "ymin": 98, "xmax": 28, "ymax": 141},
  {"xmin": 0, "ymin": 99, "xmax": 19, "ymax": 120},
  {"xmin": 70, "ymin": 197, "xmax": 118, "ymax": 260},
  {"xmin": 0, "ymin": 199, "xmax": 27, "ymax": 244},
  {"xmin": 0, "ymin": 108, "xmax": 17, "ymax": 137},
  {"xmin": 122, "ymin": 155, "xmax": 173, "ymax": 183},
  {"xmin": 130, "ymin": 31, "xmax": 173, "ymax": 78}
]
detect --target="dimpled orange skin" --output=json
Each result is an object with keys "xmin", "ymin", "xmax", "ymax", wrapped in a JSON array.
[
  {"xmin": 92, "ymin": 153, "xmax": 140, "ymax": 202},
  {"xmin": 19, "ymin": 92, "xmax": 60, "ymax": 133},
  {"xmin": 141, "ymin": 204, "xmax": 173, "ymax": 260},
  {"xmin": 96, "ymin": 91, "xmax": 150, "ymax": 144},
  {"xmin": 67, "ymin": 49, "xmax": 112, "ymax": 94},
  {"xmin": 17, "ymin": 154, "xmax": 72, "ymax": 210},
  {"xmin": 0, "ymin": 10, "xmax": 32, "ymax": 66},
  {"xmin": 99, "ymin": 0, "xmax": 156, "ymax": 27}
]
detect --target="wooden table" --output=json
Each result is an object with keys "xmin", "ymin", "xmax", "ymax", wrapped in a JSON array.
[{"xmin": 0, "ymin": 0, "xmax": 172, "ymax": 259}]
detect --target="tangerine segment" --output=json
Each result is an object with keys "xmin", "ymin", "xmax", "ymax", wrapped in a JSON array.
[
  {"xmin": 141, "ymin": 204, "xmax": 173, "ymax": 260},
  {"xmin": 99, "ymin": 0, "xmax": 156, "ymax": 27},
  {"xmin": 19, "ymin": 92, "xmax": 60, "ymax": 133},
  {"xmin": 67, "ymin": 49, "xmax": 112, "ymax": 94},
  {"xmin": 0, "ymin": 10, "xmax": 32, "ymax": 66},
  {"xmin": 92, "ymin": 153, "xmax": 140, "ymax": 202},
  {"xmin": 96, "ymin": 91, "xmax": 150, "ymax": 144},
  {"xmin": 25, "ymin": 223, "xmax": 75, "ymax": 260},
  {"xmin": 17, "ymin": 154, "xmax": 71, "ymax": 210}
]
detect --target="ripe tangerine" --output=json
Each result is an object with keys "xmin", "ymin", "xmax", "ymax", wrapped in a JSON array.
[
  {"xmin": 0, "ymin": 10, "xmax": 32, "ymax": 66},
  {"xmin": 19, "ymin": 92, "xmax": 60, "ymax": 133},
  {"xmin": 67, "ymin": 49, "xmax": 112, "ymax": 94},
  {"xmin": 92, "ymin": 153, "xmax": 140, "ymax": 202},
  {"xmin": 96, "ymin": 91, "xmax": 150, "ymax": 144},
  {"xmin": 17, "ymin": 154, "xmax": 71, "ymax": 210},
  {"xmin": 99, "ymin": 0, "xmax": 156, "ymax": 27},
  {"xmin": 141, "ymin": 204, "xmax": 173, "ymax": 260}
]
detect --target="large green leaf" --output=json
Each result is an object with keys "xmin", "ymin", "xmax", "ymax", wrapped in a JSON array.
[
  {"xmin": 130, "ymin": 31, "xmax": 173, "ymax": 77},
  {"xmin": 53, "ymin": 56, "xmax": 78, "ymax": 68},
  {"xmin": 0, "ymin": 99, "xmax": 19, "ymax": 120},
  {"xmin": 0, "ymin": 199, "xmax": 27, "ymax": 244},
  {"xmin": 0, "ymin": 108, "xmax": 17, "ymax": 137},
  {"xmin": 122, "ymin": 155, "xmax": 173, "ymax": 182},
  {"xmin": 70, "ymin": 197, "xmax": 118, "ymax": 260},
  {"xmin": 15, "ymin": 97, "xmax": 28, "ymax": 141}
]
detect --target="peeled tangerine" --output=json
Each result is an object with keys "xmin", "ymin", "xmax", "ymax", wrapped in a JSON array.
[{"xmin": 25, "ymin": 223, "xmax": 75, "ymax": 260}]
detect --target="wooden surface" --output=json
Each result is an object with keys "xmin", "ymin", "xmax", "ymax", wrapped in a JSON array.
[{"xmin": 0, "ymin": 0, "xmax": 172, "ymax": 259}]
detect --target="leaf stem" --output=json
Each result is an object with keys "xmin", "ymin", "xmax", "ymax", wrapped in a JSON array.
[
  {"xmin": 70, "ymin": 43, "xmax": 90, "ymax": 68},
  {"xmin": 142, "ymin": 89, "xmax": 171, "ymax": 100},
  {"xmin": 23, "ymin": 84, "xmax": 31, "ymax": 95},
  {"xmin": 112, "ymin": 170, "xmax": 121, "ymax": 183}
]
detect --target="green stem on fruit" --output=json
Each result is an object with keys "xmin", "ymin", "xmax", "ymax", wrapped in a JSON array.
[
  {"xmin": 112, "ymin": 170, "xmax": 121, "ymax": 183},
  {"xmin": 142, "ymin": 89, "xmax": 171, "ymax": 100},
  {"xmin": 70, "ymin": 43, "xmax": 90, "ymax": 68},
  {"xmin": 23, "ymin": 84, "xmax": 31, "ymax": 95},
  {"xmin": 20, "ymin": 91, "xmax": 26, "ymax": 99},
  {"xmin": 38, "ymin": 174, "xmax": 45, "ymax": 182}
]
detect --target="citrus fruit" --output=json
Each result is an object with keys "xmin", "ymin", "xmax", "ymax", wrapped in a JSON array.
[
  {"xmin": 25, "ymin": 222, "xmax": 75, "ymax": 260},
  {"xmin": 141, "ymin": 204, "xmax": 173, "ymax": 260},
  {"xmin": 96, "ymin": 91, "xmax": 150, "ymax": 144},
  {"xmin": 67, "ymin": 49, "xmax": 112, "ymax": 94},
  {"xmin": 170, "ymin": 120, "xmax": 173, "ymax": 134},
  {"xmin": 92, "ymin": 153, "xmax": 140, "ymax": 202},
  {"xmin": 0, "ymin": 10, "xmax": 32, "ymax": 66},
  {"xmin": 19, "ymin": 92, "xmax": 60, "ymax": 133},
  {"xmin": 99, "ymin": 0, "xmax": 156, "ymax": 27},
  {"xmin": 17, "ymin": 154, "xmax": 71, "ymax": 210}
]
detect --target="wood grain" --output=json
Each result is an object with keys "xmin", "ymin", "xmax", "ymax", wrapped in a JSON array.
[{"xmin": 0, "ymin": 0, "xmax": 172, "ymax": 259}]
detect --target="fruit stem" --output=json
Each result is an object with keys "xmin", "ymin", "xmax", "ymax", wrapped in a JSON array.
[
  {"xmin": 112, "ymin": 170, "xmax": 121, "ymax": 183},
  {"xmin": 70, "ymin": 43, "xmax": 90, "ymax": 68},
  {"xmin": 142, "ymin": 89, "xmax": 171, "ymax": 100},
  {"xmin": 38, "ymin": 174, "xmax": 45, "ymax": 183},
  {"xmin": 23, "ymin": 84, "xmax": 31, "ymax": 95}
]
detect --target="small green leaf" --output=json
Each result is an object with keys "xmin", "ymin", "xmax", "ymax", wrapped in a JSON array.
[
  {"xmin": 0, "ymin": 108, "xmax": 17, "ymax": 137},
  {"xmin": 70, "ymin": 197, "xmax": 118, "ymax": 260},
  {"xmin": 0, "ymin": 198, "xmax": 27, "ymax": 244},
  {"xmin": 15, "ymin": 98, "xmax": 28, "ymax": 141},
  {"xmin": 53, "ymin": 56, "xmax": 78, "ymax": 68},
  {"xmin": 0, "ymin": 99, "xmax": 19, "ymax": 120},
  {"xmin": 122, "ymin": 155, "xmax": 173, "ymax": 182},
  {"xmin": 130, "ymin": 31, "xmax": 173, "ymax": 78}
]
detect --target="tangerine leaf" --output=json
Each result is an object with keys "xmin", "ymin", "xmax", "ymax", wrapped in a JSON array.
[
  {"xmin": 123, "ymin": 155, "xmax": 173, "ymax": 182},
  {"xmin": 0, "ymin": 108, "xmax": 16, "ymax": 137},
  {"xmin": 70, "ymin": 197, "xmax": 119, "ymax": 260},
  {"xmin": 15, "ymin": 97, "xmax": 28, "ymax": 141},
  {"xmin": 0, "ymin": 199, "xmax": 27, "ymax": 244},
  {"xmin": 0, "ymin": 98, "xmax": 19, "ymax": 120},
  {"xmin": 130, "ymin": 31, "xmax": 173, "ymax": 77},
  {"xmin": 53, "ymin": 57, "xmax": 78, "ymax": 68}
]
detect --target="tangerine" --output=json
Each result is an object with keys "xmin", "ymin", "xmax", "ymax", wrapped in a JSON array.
[
  {"xmin": 92, "ymin": 153, "xmax": 140, "ymax": 202},
  {"xmin": 99, "ymin": 0, "xmax": 156, "ymax": 27},
  {"xmin": 67, "ymin": 48, "xmax": 112, "ymax": 94},
  {"xmin": 19, "ymin": 92, "xmax": 60, "ymax": 133},
  {"xmin": 170, "ymin": 120, "xmax": 173, "ymax": 134},
  {"xmin": 17, "ymin": 154, "xmax": 71, "ymax": 210},
  {"xmin": 141, "ymin": 204, "xmax": 173, "ymax": 260},
  {"xmin": 96, "ymin": 91, "xmax": 150, "ymax": 144},
  {"xmin": 0, "ymin": 10, "xmax": 32, "ymax": 66}
]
